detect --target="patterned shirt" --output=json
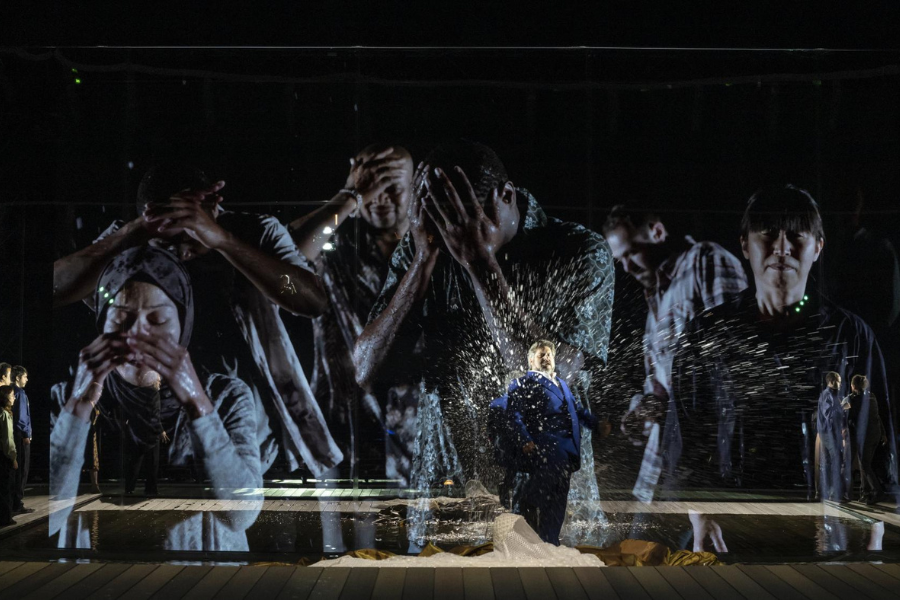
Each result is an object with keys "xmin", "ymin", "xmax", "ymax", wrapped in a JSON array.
[{"xmin": 633, "ymin": 238, "xmax": 747, "ymax": 501}]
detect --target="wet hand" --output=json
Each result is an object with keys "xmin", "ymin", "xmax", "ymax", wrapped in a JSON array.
[
  {"xmin": 143, "ymin": 182, "xmax": 227, "ymax": 248},
  {"xmin": 410, "ymin": 161, "xmax": 440, "ymax": 260},
  {"xmin": 67, "ymin": 333, "xmax": 131, "ymax": 421},
  {"xmin": 346, "ymin": 146, "xmax": 409, "ymax": 199},
  {"xmin": 422, "ymin": 166, "xmax": 505, "ymax": 269},
  {"xmin": 126, "ymin": 332, "xmax": 214, "ymax": 420}
]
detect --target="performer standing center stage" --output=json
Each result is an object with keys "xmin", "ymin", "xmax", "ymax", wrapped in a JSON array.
[{"xmin": 506, "ymin": 340, "xmax": 607, "ymax": 545}]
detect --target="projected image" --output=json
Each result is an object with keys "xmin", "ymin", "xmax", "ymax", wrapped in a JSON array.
[{"xmin": 24, "ymin": 48, "xmax": 900, "ymax": 559}]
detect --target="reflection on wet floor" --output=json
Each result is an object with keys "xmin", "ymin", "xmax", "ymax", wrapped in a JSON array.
[{"xmin": 2, "ymin": 494, "xmax": 899, "ymax": 564}]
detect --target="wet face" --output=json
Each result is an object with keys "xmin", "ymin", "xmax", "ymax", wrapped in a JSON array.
[
  {"xmin": 606, "ymin": 224, "xmax": 664, "ymax": 290},
  {"xmin": 359, "ymin": 154, "xmax": 414, "ymax": 231},
  {"xmin": 529, "ymin": 345, "xmax": 556, "ymax": 375},
  {"xmin": 103, "ymin": 281, "xmax": 181, "ymax": 385},
  {"xmin": 742, "ymin": 228, "xmax": 823, "ymax": 296}
]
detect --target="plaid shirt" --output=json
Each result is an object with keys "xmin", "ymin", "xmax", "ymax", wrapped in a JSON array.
[{"xmin": 634, "ymin": 238, "xmax": 747, "ymax": 501}]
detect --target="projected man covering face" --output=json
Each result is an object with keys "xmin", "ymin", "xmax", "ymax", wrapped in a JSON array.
[
  {"xmin": 50, "ymin": 247, "xmax": 263, "ymax": 551},
  {"xmin": 356, "ymin": 141, "xmax": 615, "ymax": 520}
]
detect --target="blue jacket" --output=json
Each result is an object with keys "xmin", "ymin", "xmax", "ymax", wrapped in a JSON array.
[
  {"xmin": 505, "ymin": 371, "xmax": 597, "ymax": 471},
  {"xmin": 13, "ymin": 385, "xmax": 31, "ymax": 439},
  {"xmin": 816, "ymin": 387, "xmax": 845, "ymax": 435}
]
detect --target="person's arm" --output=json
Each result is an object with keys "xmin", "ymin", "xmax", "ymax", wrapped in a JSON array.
[
  {"xmin": 290, "ymin": 192, "xmax": 358, "ymax": 261},
  {"xmin": 144, "ymin": 201, "xmax": 328, "ymax": 317},
  {"xmin": 214, "ymin": 228, "xmax": 327, "ymax": 317},
  {"xmin": 354, "ymin": 171, "xmax": 439, "ymax": 390},
  {"xmin": 1, "ymin": 415, "xmax": 17, "ymax": 462},
  {"xmin": 53, "ymin": 218, "xmax": 151, "ymax": 308}
]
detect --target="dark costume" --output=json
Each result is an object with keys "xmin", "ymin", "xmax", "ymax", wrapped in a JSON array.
[
  {"xmin": 11, "ymin": 385, "xmax": 30, "ymax": 511},
  {"xmin": 816, "ymin": 386, "xmax": 848, "ymax": 501},
  {"xmin": 505, "ymin": 371, "xmax": 599, "ymax": 545},
  {"xmin": 845, "ymin": 389, "xmax": 888, "ymax": 502},
  {"xmin": 669, "ymin": 289, "xmax": 897, "ymax": 496}
]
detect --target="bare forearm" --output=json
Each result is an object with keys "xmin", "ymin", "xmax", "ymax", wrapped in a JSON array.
[
  {"xmin": 354, "ymin": 252, "xmax": 437, "ymax": 389},
  {"xmin": 53, "ymin": 219, "xmax": 148, "ymax": 308},
  {"xmin": 289, "ymin": 193, "xmax": 356, "ymax": 262},
  {"xmin": 215, "ymin": 232, "xmax": 328, "ymax": 317},
  {"xmin": 467, "ymin": 259, "xmax": 584, "ymax": 378}
]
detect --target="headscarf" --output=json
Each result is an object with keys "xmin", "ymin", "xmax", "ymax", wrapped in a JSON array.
[
  {"xmin": 95, "ymin": 246, "xmax": 193, "ymax": 347},
  {"xmin": 94, "ymin": 247, "xmax": 194, "ymax": 450}
]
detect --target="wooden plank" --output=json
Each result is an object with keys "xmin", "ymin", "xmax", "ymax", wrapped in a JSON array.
[
  {"xmin": 845, "ymin": 564, "xmax": 900, "ymax": 593},
  {"xmin": 371, "ymin": 568, "xmax": 407, "ymax": 600},
  {"xmin": 64, "ymin": 563, "xmax": 133, "ymax": 600},
  {"xmin": 1, "ymin": 563, "xmax": 76, "ymax": 597},
  {"xmin": 517, "ymin": 568, "xmax": 557, "ymax": 600},
  {"xmin": 213, "ymin": 567, "xmax": 267, "ymax": 600},
  {"xmin": 765, "ymin": 565, "xmax": 840, "ymax": 600},
  {"xmin": 603, "ymin": 568, "xmax": 652, "ymax": 600},
  {"xmin": 182, "ymin": 567, "xmax": 239, "ymax": 600},
  {"xmin": 655, "ymin": 567, "xmax": 715, "ymax": 600},
  {"xmin": 490, "ymin": 568, "xmax": 526, "ymax": 600},
  {"xmin": 0, "ymin": 562, "xmax": 25, "ymax": 576},
  {"xmin": 337, "ymin": 568, "xmax": 379, "ymax": 600},
  {"xmin": 462, "ymin": 568, "xmax": 493, "ymax": 600},
  {"xmin": 22, "ymin": 563, "xmax": 104, "ymax": 600},
  {"xmin": 683, "ymin": 567, "xmax": 745, "ymax": 600},
  {"xmin": 628, "ymin": 567, "xmax": 684, "ymax": 599},
  {"xmin": 705, "ymin": 566, "xmax": 775, "ymax": 600},
  {"xmin": 403, "ymin": 568, "xmax": 435, "ymax": 600},
  {"xmin": 735, "ymin": 565, "xmax": 809, "ymax": 600},
  {"xmin": 871, "ymin": 564, "xmax": 900, "ymax": 581},
  {"xmin": 572, "ymin": 567, "xmax": 621, "ymax": 600},
  {"xmin": 126, "ymin": 565, "xmax": 185, "ymax": 600},
  {"xmin": 433, "ymin": 568, "xmax": 464, "ymax": 600},
  {"xmin": 150, "ymin": 566, "xmax": 213, "ymax": 600},
  {"xmin": 276, "ymin": 568, "xmax": 323, "ymax": 600},
  {"xmin": 0, "ymin": 562, "xmax": 51, "ymax": 592},
  {"xmin": 545, "ymin": 568, "xmax": 587, "ymax": 600},
  {"xmin": 819, "ymin": 565, "xmax": 898, "ymax": 600},
  {"xmin": 309, "ymin": 567, "xmax": 351, "ymax": 600},
  {"xmin": 85, "ymin": 564, "xmax": 160, "ymax": 600},
  {"xmin": 791, "ymin": 565, "xmax": 876, "ymax": 600},
  {"xmin": 248, "ymin": 566, "xmax": 295, "ymax": 599}
]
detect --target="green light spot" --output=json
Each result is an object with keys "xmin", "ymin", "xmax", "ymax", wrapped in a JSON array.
[
  {"xmin": 99, "ymin": 286, "xmax": 104, "ymax": 292},
  {"xmin": 75, "ymin": 78, "xmax": 81, "ymax": 84},
  {"xmin": 103, "ymin": 292, "xmax": 109, "ymax": 298},
  {"xmin": 813, "ymin": 80, "xmax": 822, "ymax": 86},
  {"xmin": 71, "ymin": 68, "xmax": 78, "ymax": 73},
  {"xmin": 799, "ymin": 301, "xmax": 805, "ymax": 306},
  {"xmin": 795, "ymin": 307, "xmax": 801, "ymax": 313},
  {"xmin": 804, "ymin": 295, "xmax": 809, "ymax": 301},
  {"xmin": 109, "ymin": 299, "xmax": 114, "ymax": 304}
]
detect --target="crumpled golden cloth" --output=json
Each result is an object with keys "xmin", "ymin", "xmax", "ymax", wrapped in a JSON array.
[{"xmin": 297, "ymin": 538, "xmax": 719, "ymax": 566}]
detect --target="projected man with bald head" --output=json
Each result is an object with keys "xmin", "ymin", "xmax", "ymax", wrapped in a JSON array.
[{"xmin": 290, "ymin": 144, "xmax": 418, "ymax": 485}]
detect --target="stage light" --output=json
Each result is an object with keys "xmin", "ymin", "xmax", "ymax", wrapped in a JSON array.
[
  {"xmin": 804, "ymin": 295, "xmax": 809, "ymax": 301},
  {"xmin": 74, "ymin": 78, "xmax": 81, "ymax": 84},
  {"xmin": 323, "ymin": 226, "xmax": 333, "ymax": 234},
  {"xmin": 323, "ymin": 242, "xmax": 334, "ymax": 251}
]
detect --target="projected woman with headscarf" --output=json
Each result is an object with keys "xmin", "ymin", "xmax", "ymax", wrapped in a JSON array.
[{"xmin": 50, "ymin": 247, "xmax": 263, "ymax": 552}]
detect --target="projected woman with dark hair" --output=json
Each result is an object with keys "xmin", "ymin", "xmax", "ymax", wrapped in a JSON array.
[{"xmin": 50, "ymin": 247, "xmax": 262, "ymax": 551}]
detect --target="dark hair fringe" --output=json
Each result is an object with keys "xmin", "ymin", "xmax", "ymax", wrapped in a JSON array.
[{"xmin": 741, "ymin": 185, "xmax": 824, "ymax": 241}]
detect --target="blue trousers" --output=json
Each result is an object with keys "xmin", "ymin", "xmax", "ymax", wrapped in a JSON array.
[{"xmin": 512, "ymin": 466, "xmax": 572, "ymax": 545}]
